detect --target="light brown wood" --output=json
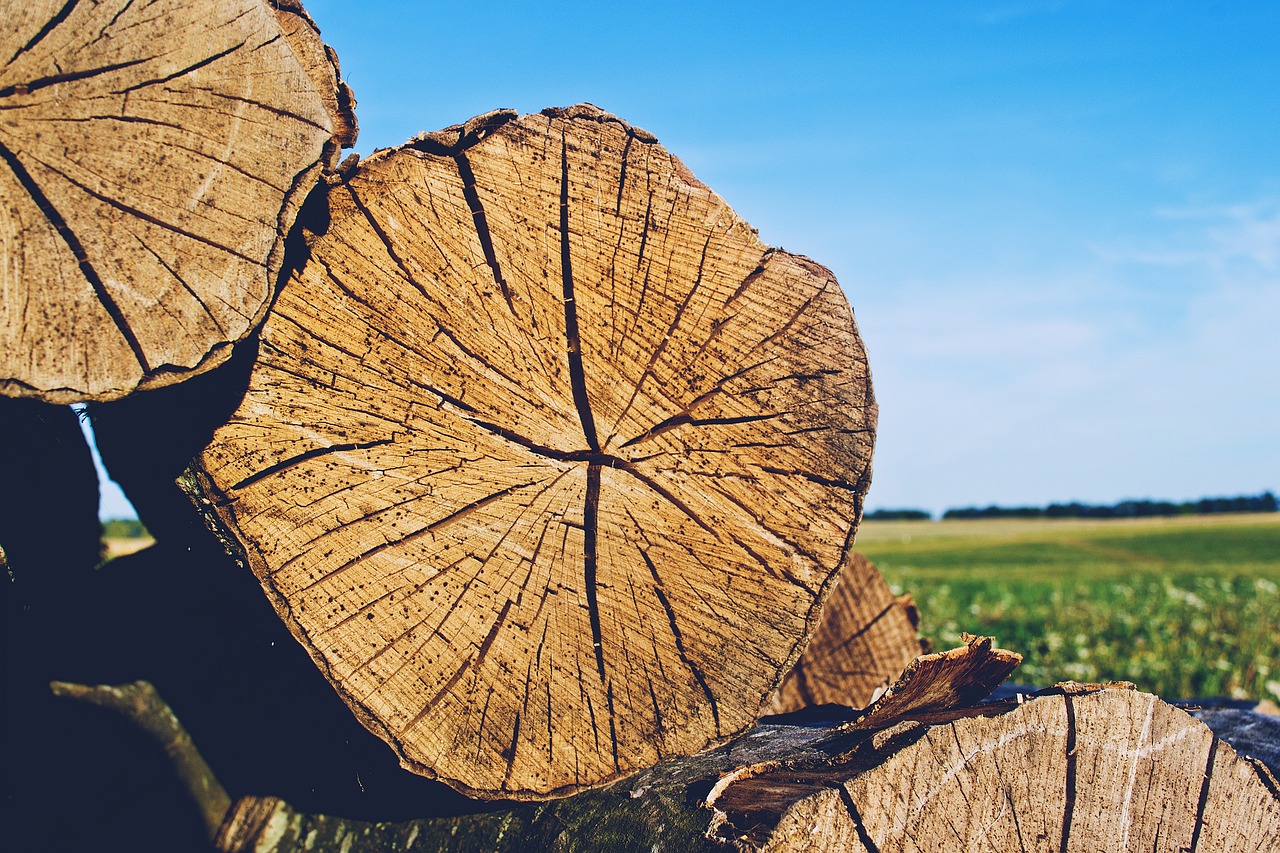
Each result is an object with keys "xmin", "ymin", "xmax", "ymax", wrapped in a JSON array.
[
  {"xmin": 0, "ymin": 0, "xmax": 339, "ymax": 403},
  {"xmin": 766, "ymin": 552, "xmax": 923, "ymax": 714},
  {"xmin": 711, "ymin": 685, "xmax": 1280, "ymax": 852},
  {"xmin": 271, "ymin": 0, "xmax": 357, "ymax": 162},
  {"xmin": 707, "ymin": 635, "xmax": 1025, "ymax": 825},
  {"xmin": 187, "ymin": 104, "xmax": 877, "ymax": 799}
]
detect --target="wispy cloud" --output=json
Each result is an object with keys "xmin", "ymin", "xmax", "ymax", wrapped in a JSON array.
[
  {"xmin": 863, "ymin": 197, "xmax": 1279, "ymax": 512},
  {"xmin": 1099, "ymin": 201, "xmax": 1280, "ymax": 274}
]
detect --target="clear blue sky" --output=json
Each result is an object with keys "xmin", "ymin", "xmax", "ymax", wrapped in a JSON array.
[{"xmin": 92, "ymin": 1, "xmax": 1280, "ymax": 517}]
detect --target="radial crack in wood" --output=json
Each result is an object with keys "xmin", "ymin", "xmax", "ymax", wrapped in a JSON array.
[
  {"xmin": 0, "ymin": 0, "xmax": 346, "ymax": 403},
  {"xmin": 186, "ymin": 104, "xmax": 877, "ymax": 799},
  {"xmin": 765, "ymin": 552, "xmax": 924, "ymax": 714}
]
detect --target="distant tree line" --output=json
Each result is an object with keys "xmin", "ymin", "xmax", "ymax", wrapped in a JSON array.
[
  {"xmin": 864, "ymin": 491, "xmax": 1278, "ymax": 522},
  {"xmin": 862, "ymin": 509, "xmax": 933, "ymax": 521}
]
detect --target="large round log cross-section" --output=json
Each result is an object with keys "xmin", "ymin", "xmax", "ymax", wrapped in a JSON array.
[
  {"xmin": 190, "ymin": 105, "xmax": 876, "ymax": 799},
  {"xmin": 0, "ymin": 0, "xmax": 336, "ymax": 402}
]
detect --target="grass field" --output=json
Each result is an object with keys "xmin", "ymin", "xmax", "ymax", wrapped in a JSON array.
[
  {"xmin": 103, "ymin": 536, "xmax": 154, "ymax": 559},
  {"xmin": 855, "ymin": 513, "xmax": 1280, "ymax": 702}
]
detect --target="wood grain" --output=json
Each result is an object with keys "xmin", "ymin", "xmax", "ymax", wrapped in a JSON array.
[
  {"xmin": 189, "ymin": 105, "xmax": 877, "ymax": 799},
  {"xmin": 0, "ymin": 0, "xmax": 338, "ymax": 402},
  {"xmin": 766, "ymin": 552, "xmax": 923, "ymax": 714},
  {"xmin": 712, "ymin": 686, "xmax": 1280, "ymax": 852}
]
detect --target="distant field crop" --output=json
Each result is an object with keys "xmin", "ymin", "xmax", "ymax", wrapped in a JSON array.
[{"xmin": 856, "ymin": 513, "xmax": 1280, "ymax": 702}]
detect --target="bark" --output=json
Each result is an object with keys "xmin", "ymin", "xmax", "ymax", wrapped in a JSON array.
[
  {"xmin": 830, "ymin": 633, "xmax": 1022, "ymax": 732},
  {"xmin": 766, "ymin": 553, "xmax": 925, "ymax": 714},
  {"xmin": 183, "ymin": 103, "xmax": 877, "ymax": 800},
  {"xmin": 0, "ymin": 0, "xmax": 348, "ymax": 403},
  {"xmin": 49, "ymin": 680, "xmax": 231, "ymax": 841}
]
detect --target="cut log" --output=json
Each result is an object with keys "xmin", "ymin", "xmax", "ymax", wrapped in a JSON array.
[
  {"xmin": 710, "ymin": 683, "xmax": 1280, "ymax": 852},
  {"xmin": 271, "ymin": 0, "xmax": 358, "ymax": 159},
  {"xmin": 766, "ymin": 553, "xmax": 924, "ymax": 714},
  {"xmin": 185, "ymin": 104, "xmax": 877, "ymax": 799},
  {"xmin": 0, "ymin": 0, "xmax": 347, "ymax": 403}
]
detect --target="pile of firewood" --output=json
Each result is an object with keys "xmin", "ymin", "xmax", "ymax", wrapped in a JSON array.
[{"xmin": 2, "ymin": 2, "xmax": 1276, "ymax": 850}]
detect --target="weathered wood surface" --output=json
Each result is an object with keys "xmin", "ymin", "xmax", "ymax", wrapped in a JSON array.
[
  {"xmin": 766, "ymin": 553, "xmax": 924, "ymax": 714},
  {"xmin": 0, "ymin": 0, "xmax": 346, "ymax": 403},
  {"xmin": 710, "ymin": 684, "xmax": 1280, "ymax": 852},
  {"xmin": 831, "ymin": 633, "xmax": 1022, "ymax": 734},
  {"xmin": 185, "ymin": 103, "xmax": 877, "ymax": 799},
  {"xmin": 271, "ymin": 0, "xmax": 358, "ymax": 161}
]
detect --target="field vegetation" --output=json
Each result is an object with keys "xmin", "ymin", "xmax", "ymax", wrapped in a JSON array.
[
  {"xmin": 856, "ymin": 513, "xmax": 1280, "ymax": 702},
  {"xmin": 101, "ymin": 518, "xmax": 153, "ymax": 559}
]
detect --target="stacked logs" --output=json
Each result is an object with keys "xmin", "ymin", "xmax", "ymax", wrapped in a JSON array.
[{"xmin": 2, "ymin": 2, "xmax": 1276, "ymax": 850}]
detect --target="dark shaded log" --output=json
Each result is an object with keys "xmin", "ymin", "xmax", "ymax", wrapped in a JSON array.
[
  {"xmin": 3, "ymin": 539, "xmax": 489, "ymax": 853},
  {"xmin": 0, "ymin": 397, "xmax": 101, "ymax": 589},
  {"xmin": 46, "ymin": 645, "xmax": 1280, "ymax": 852},
  {"xmin": 49, "ymin": 680, "xmax": 232, "ymax": 840},
  {"xmin": 88, "ymin": 338, "xmax": 260, "ymax": 551}
]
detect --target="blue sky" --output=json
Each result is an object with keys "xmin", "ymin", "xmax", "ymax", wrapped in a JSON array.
[{"xmin": 90, "ymin": 1, "xmax": 1280, "ymax": 517}]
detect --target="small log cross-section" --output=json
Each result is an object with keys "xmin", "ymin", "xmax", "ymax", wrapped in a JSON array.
[
  {"xmin": 0, "ymin": 0, "xmax": 341, "ymax": 403},
  {"xmin": 188, "ymin": 104, "xmax": 877, "ymax": 799},
  {"xmin": 766, "ymin": 552, "xmax": 924, "ymax": 714}
]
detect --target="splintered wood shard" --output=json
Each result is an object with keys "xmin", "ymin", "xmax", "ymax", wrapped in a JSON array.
[
  {"xmin": 0, "ymin": 0, "xmax": 341, "ymax": 403},
  {"xmin": 766, "ymin": 552, "xmax": 924, "ymax": 714},
  {"xmin": 838, "ymin": 633, "xmax": 1023, "ymax": 732},
  {"xmin": 188, "ymin": 104, "xmax": 877, "ymax": 799}
]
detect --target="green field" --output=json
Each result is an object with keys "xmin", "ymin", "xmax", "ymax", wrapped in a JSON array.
[{"xmin": 855, "ymin": 513, "xmax": 1280, "ymax": 702}]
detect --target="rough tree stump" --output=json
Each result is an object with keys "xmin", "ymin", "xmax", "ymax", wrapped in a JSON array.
[
  {"xmin": 186, "ymin": 104, "xmax": 877, "ymax": 799},
  {"xmin": 0, "ymin": 0, "xmax": 350, "ymax": 403}
]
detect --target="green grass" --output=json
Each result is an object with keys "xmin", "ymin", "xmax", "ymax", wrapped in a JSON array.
[{"xmin": 855, "ymin": 514, "xmax": 1280, "ymax": 702}]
